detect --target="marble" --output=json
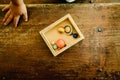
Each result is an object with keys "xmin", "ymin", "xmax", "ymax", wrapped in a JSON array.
[
  {"xmin": 52, "ymin": 44, "xmax": 58, "ymax": 50},
  {"xmin": 73, "ymin": 33, "xmax": 78, "ymax": 38},
  {"xmin": 98, "ymin": 27, "xmax": 103, "ymax": 32}
]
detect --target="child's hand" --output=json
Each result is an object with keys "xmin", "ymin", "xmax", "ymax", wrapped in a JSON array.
[{"xmin": 2, "ymin": 2, "xmax": 28, "ymax": 27}]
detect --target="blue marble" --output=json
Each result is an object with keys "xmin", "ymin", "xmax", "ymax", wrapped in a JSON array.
[{"xmin": 73, "ymin": 33, "xmax": 78, "ymax": 38}]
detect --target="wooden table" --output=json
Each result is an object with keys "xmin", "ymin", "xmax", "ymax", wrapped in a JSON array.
[
  {"xmin": 0, "ymin": 3, "xmax": 120, "ymax": 80},
  {"xmin": 0, "ymin": 0, "xmax": 120, "ymax": 4}
]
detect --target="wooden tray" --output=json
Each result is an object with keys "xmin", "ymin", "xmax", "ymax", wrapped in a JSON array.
[{"xmin": 40, "ymin": 14, "xmax": 84, "ymax": 56}]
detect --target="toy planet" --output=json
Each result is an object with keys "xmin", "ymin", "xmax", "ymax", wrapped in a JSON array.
[{"xmin": 56, "ymin": 39, "xmax": 66, "ymax": 49}]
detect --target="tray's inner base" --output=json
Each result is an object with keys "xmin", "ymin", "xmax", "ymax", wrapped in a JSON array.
[{"xmin": 45, "ymin": 19, "xmax": 80, "ymax": 52}]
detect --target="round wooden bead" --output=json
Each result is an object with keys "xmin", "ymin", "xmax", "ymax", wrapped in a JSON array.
[
  {"xmin": 73, "ymin": 33, "xmax": 78, "ymax": 38},
  {"xmin": 56, "ymin": 39, "xmax": 65, "ymax": 49},
  {"xmin": 51, "ymin": 41, "xmax": 55, "ymax": 45},
  {"xmin": 58, "ymin": 27, "xmax": 64, "ymax": 33}
]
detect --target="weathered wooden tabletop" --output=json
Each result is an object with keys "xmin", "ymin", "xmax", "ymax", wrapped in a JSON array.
[
  {"xmin": 0, "ymin": 0, "xmax": 120, "ymax": 4},
  {"xmin": 0, "ymin": 2, "xmax": 120, "ymax": 80}
]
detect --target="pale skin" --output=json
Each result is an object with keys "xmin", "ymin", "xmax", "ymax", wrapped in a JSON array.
[{"xmin": 2, "ymin": 0, "xmax": 28, "ymax": 27}]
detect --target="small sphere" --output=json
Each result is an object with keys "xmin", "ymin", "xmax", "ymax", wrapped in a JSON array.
[
  {"xmin": 56, "ymin": 39, "xmax": 65, "ymax": 49},
  {"xmin": 98, "ymin": 27, "xmax": 103, "ymax": 32},
  {"xmin": 97, "ymin": 68, "xmax": 103, "ymax": 72},
  {"xmin": 58, "ymin": 27, "xmax": 64, "ymax": 33},
  {"xmin": 73, "ymin": 33, "xmax": 78, "ymax": 38},
  {"xmin": 51, "ymin": 41, "xmax": 55, "ymax": 45},
  {"xmin": 52, "ymin": 44, "xmax": 58, "ymax": 50}
]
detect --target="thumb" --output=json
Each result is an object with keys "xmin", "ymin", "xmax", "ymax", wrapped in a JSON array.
[{"xmin": 22, "ymin": 12, "xmax": 28, "ymax": 21}]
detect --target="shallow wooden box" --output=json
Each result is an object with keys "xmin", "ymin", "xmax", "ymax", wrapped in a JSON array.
[{"xmin": 40, "ymin": 14, "xmax": 84, "ymax": 56}]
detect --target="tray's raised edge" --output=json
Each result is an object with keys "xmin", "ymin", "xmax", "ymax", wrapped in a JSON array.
[
  {"xmin": 54, "ymin": 37, "xmax": 84, "ymax": 56},
  {"xmin": 68, "ymin": 14, "xmax": 85, "ymax": 40},
  {"xmin": 39, "ymin": 31, "xmax": 57, "ymax": 56},
  {"xmin": 39, "ymin": 14, "xmax": 85, "ymax": 56},
  {"xmin": 39, "ymin": 14, "xmax": 72, "ymax": 56},
  {"xmin": 40, "ymin": 14, "xmax": 71, "ymax": 33}
]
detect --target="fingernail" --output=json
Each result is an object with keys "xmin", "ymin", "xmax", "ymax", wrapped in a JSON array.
[
  {"xmin": 4, "ymin": 23, "xmax": 7, "ymax": 25},
  {"xmin": 25, "ymin": 19, "xmax": 28, "ymax": 22}
]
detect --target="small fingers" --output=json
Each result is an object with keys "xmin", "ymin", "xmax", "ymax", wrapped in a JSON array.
[
  {"xmin": 22, "ymin": 12, "xmax": 28, "ymax": 21},
  {"xmin": 14, "ymin": 16, "xmax": 20, "ymax": 27},
  {"xmin": 4, "ymin": 14, "xmax": 13, "ymax": 26},
  {"xmin": 3, "ymin": 10, "xmax": 11, "ymax": 22},
  {"xmin": 2, "ymin": 5, "xmax": 10, "ymax": 12}
]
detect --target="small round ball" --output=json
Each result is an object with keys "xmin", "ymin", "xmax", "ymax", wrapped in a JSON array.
[
  {"xmin": 51, "ymin": 41, "xmax": 55, "ymax": 45},
  {"xmin": 73, "ymin": 33, "xmax": 78, "ymax": 38},
  {"xmin": 52, "ymin": 44, "xmax": 58, "ymax": 50},
  {"xmin": 56, "ymin": 39, "xmax": 65, "ymax": 49},
  {"xmin": 58, "ymin": 27, "xmax": 64, "ymax": 33}
]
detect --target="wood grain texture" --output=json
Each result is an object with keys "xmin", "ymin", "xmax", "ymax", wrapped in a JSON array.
[
  {"xmin": 0, "ymin": 3, "xmax": 120, "ymax": 80},
  {"xmin": 0, "ymin": 0, "xmax": 120, "ymax": 4}
]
